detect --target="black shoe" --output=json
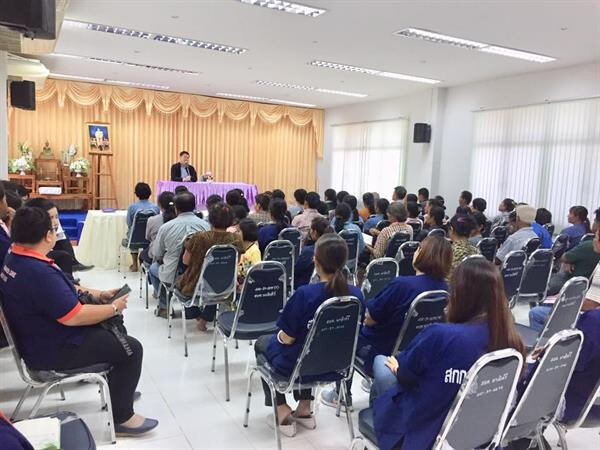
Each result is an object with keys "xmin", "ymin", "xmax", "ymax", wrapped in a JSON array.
[{"xmin": 73, "ymin": 263, "xmax": 94, "ymax": 272}]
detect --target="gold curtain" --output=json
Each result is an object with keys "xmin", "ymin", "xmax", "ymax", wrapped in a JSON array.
[{"xmin": 8, "ymin": 79, "xmax": 323, "ymax": 208}]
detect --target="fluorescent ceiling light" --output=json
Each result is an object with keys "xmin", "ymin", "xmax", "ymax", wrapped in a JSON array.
[
  {"xmin": 256, "ymin": 79, "xmax": 367, "ymax": 97},
  {"xmin": 395, "ymin": 27, "xmax": 556, "ymax": 63},
  {"xmin": 308, "ymin": 60, "xmax": 440, "ymax": 84},
  {"xmin": 237, "ymin": 0, "xmax": 326, "ymax": 17},
  {"xmin": 63, "ymin": 19, "xmax": 247, "ymax": 55},
  {"xmin": 50, "ymin": 73, "xmax": 170, "ymax": 90},
  {"xmin": 52, "ymin": 53, "xmax": 199, "ymax": 75},
  {"xmin": 216, "ymin": 92, "xmax": 316, "ymax": 108}
]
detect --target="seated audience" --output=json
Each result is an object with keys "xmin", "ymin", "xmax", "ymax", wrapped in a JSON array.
[
  {"xmin": 174, "ymin": 185, "xmax": 189, "ymax": 195},
  {"xmin": 417, "ymin": 187, "xmax": 429, "ymax": 210},
  {"xmin": 206, "ymin": 194, "xmax": 223, "ymax": 209},
  {"xmin": 226, "ymin": 205, "xmax": 248, "ymax": 234},
  {"xmin": 253, "ymin": 234, "xmax": 364, "ymax": 436},
  {"xmin": 448, "ymin": 214, "xmax": 479, "ymax": 275},
  {"xmin": 491, "ymin": 197, "xmax": 516, "ymax": 229},
  {"xmin": 535, "ymin": 207, "xmax": 552, "ymax": 227},
  {"xmin": 359, "ymin": 192, "xmax": 376, "ymax": 222},
  {"xmin": 415, "ymin": 205, "xmax": 446, "ymax": 241},
  {"xmin": 322, "ymin": 236, "xmax": 452, "ymax": 409},
  {"xmin": 249, "ymin": 193, "xmax": 271, "ymax": 225},
  {"xmin": 289, "ymin": 189, "xmax": 307, "ymax": 218},
  {"xmin": 529, "ymin": 229, "xmax": 600, "ymax": 331},
  {"xmin": 458, "ymin": 190, "xmax": 472, "ymax": 209},
  {"xmin": 531, "ymin": 213, "xmax": 553, "ymax": 249},
  {"xmin": 294, "ymin": 217, "xmax": 334, "ymax": 290},
  {"xmin": 368, "ymin": 202, "xmax": 412, "ymax": 259},
  {"xmin": 392, "ymin": 186, "xmax": 407, "ymax": 203},
  {"xmin": 272, "ymin": 189, "xmax": 286, "ymax": 200},
  {"xmin": 472, "ymin": 197, "xmax": 487, "ymax": 216},
  {"xmin": 334, "ymin": 203, "xmax": 366, "ymax": 255},
  {"xmin": 0, "ymin": 183, "xmax": 12, "ymax": 264},
  {"xmin": 316, "ymin": 201, "xmax": 329, "ymax": 216},
  {"xmin": 292, "ymin": 191, "xmax": 322, "ymax": 243},
  {"xmin": 495, "ymin": 205, "xmax": 538, "ymax": 264},
  {"xmin": 0, "ymin": 207, "xmax": 158, "ymax": 435},
  {"xmin": 561, "ymin": 205, "xmax": 592, "ymax": 250},
  {"xmin": 237, "ymin": 219, "xmax": 261, "ymax": 289},
  {"xmin": 177, "ymin": 202, "xmax": 245, "ymax": 331},
  {"xmin": 405, "ymin": 201, "xmax": 421, "ymax": 227},
  {"xmin": 369, "ymin": 258, "xmax": 525, "ymax": 450},
  {"xmin": 405, "ymin": 193, "xmax": 418, "ymax": 205},
  {"xmin": 343, "ymin": 195, "xmax": 364, "ymax": 226},
  {"xmin": 258, "ymin": 198, "xmax": 289, "ymax": 254},
  {"xmin": 149, "ymin": 192, "xmax": 209, "ymax": 316},
  {"xmin": 323, "ymin": 188, "xmax": 337, "ymax": 212},
  {"xmin": 469, "ymin": 211, "xmax": 487, "ymax": 246},
  {"xmin": 364, "ymin": 198, "xmax": 389, "ymax": 234},
  {"xmin": 126, "ymin": 183, "xmax": 160, "ymax": 272},
  {"xmin": 140, "ymin": 191, "xmax": 176, "ymax": 265}
]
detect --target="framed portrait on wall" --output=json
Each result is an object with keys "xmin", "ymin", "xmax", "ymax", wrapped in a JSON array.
[{"xmin": 87, "ymin": 123, "xmax": 111, "ymax": 154}]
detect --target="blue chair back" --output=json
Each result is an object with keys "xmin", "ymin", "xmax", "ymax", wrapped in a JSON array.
[
  {"xmin": 543, "ymin": 223, "xmax": 555, "ymax": 235},
  {"xmin": 375, "ymin": 220, "xmax": 390, "ymax": 231},
  {"xmin": 385, "ymin": 231, "xmax": 411, "ymax": 258},
  {"xmin": 523, "ymin": 237, "xmax": 541, "ymax": 258},
  {"xmin": 551, "ymin": 234, "xmax": 570, "ymax": 263},
  {"xmin": 407, "ymin": 220, "xmax": 422, "ymax": 235},
  {"xmin": 361, "ymin": 258, "xmax": 398, "ymax": 302},
  {"xmin": 428, "ymin": 228, "xmax": 446, "ymax": 238},
  {"xmin": 501, "ymin": 250, "xmax": 527, "ymax": 302},
  {"xmin": 518, "ymin": 249, "xmax": 553, "ymax": 299},
  {"xmin": 396, "ymin": 241, "xmax": 419, "ymax": 276},
  {"xmin": 491, "ymin": 226, "xmax": 508, "ymax": 246},
  {"xmin": 278, "ymin": 228, "xmax": 302, "ymax": 261},
  {"xmin": 393, "ymin": 290, "xmax": 449, "ymax": 353},
  {"xmin": 339, "ymin": 230, "xmax": 360, "ymax": 273},
  {"xmin": 194, "ymin": 244, "xmax": 239, "ymax": 304},
  {"xmin": 477, "ymin": 237, "xmax": 498, "ymax": 262},
  {"xmin": 482, "ymin": 220, "xmax": 493, "ymax": 238},
  {"xmin": 264, "ymin": 240, "xmax": 295, "ymax": 295},
  {"xmin": 580, "ymin": 233, "xmax": 595, "ymax": 243},
  {"xmin": 127, "ymin": 209, "xmax": 156, "ymax": 248}
]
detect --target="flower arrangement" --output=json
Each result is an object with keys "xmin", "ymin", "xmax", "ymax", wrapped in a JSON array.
[
  {"xmin": 69, "ymin": 157, "xmax": 90, "ymax": 177},
  {"xmin": 9, "ymin": 142, "xmax": 34, "ymax": 175}
]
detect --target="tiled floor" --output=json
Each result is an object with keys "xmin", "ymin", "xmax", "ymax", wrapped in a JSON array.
[{"xmin": 1, "ymin": 268, "xmax": 598, "ymax": 449}]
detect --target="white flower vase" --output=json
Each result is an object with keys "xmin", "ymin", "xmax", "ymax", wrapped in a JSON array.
[
  {"xmin": 75, "ymin": 169, "xmax": 82, "ymax": 178},
  {"xmin": 19, "ymin": 170, "xmax": 26, "ymax": 176}
]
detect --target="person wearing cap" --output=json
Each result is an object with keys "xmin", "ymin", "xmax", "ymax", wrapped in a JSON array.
[{"xmin": 495, "ymin": 205, "xmax": 539, "ymax": 264}]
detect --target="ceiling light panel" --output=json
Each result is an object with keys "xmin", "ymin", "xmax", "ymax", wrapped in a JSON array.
[
  {"xmin": 50, "ymin": 73, "xmax": 170, "ymax": 90},
  {"xmin": 309, "ymin": 60, "xmax": 440, "ymax": 84},
  {"xmin": 106, "ymin": 80, "xmax": 170, "ymax": 90},
  {"xmin": 63, "ymin": 19, "xmax": 247, "ymax": 54},
  {"xmin": 255, "ymin": 80, "xmax": 368, "ymax": 97},
  {"xmin": 216, "ymin": 92, "xmax": 316, "ymax": 108},
  {"xmin": 53, "ymin": 53, "xmax": 199, "ymax": 75},
  {"xmin": 395, "ymin": 27, "xmax": 556, "ymax": 63},
  {"xmin": 50, "ymin": 73, "xmax": 105, "ymax": 83},
  {"xmin": 237, "ymin": 0, "xmax": 327, "ymax": 17}
]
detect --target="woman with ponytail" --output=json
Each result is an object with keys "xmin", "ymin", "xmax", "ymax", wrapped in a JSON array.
[
  {"xmin": 561, "ymin": 205, "xmax": 592, "ymax": 250},
  {"xmin": 254, "ymin": 234, "xmax": 364, "ymax": 437},
  {"xmin": 257, "ymin": 197, "xmax": 290, "ymax": 254},
  {"xmin": 332, "ymin": 203, "xmax": 365, "ymax": 254},
  {"xmin": 369, "ymin": 257, "xmax": 526, "ymax": 450}
]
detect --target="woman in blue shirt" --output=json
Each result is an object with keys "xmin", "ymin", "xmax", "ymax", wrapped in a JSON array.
[
  {"xmin": 333, "ymin": 203, "xmax": 365, "ymax": 254},
  {"xmin": 364, "ymin": 198, "xmax": 390, "ymax": 234},
  {"xmin": 561, "ymin": 205, "xmax": 591, "ymax": 250},
  {"xmin": 369, "ymin": 257, "xmax": 526, "ymax": 450},
  {"xmin": 254, "ymin": 234, "xmax": 364, "ymax": 437},
  {"xmin": 257, "ymin": 198, "xmax": 289, "ymax": 255},
  {"xmin": 294, "ymin": 216, "xmax": 334, "ymax": 290}
]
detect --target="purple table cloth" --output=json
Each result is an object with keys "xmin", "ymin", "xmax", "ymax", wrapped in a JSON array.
[{"xmin": 156, "ymin": 181, "xmax": 258, "ymax": 210}]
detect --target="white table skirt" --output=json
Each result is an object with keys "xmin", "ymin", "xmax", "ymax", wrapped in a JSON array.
[{"xmin": 76, "ymin": 210, "xmax": 127, "ymax": 269}]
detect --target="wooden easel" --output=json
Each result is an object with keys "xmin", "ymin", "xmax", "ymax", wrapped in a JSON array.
[{"xmin": 91, "ymin": 153, "xmax": 118, "ymax": 209}]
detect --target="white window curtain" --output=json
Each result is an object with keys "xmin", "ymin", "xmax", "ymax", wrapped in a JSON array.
[
  {"xmin": 471, "ymin": 97, "xmax": 600, "ymax": 229},
  {"xmin": 331, "ymin": 118, "xmax": 408, "ymax": 198}
]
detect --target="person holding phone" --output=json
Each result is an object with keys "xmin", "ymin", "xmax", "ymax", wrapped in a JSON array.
[{"xmin": 0, "ymin": 207, "xmax": 158, "ymax": 437}]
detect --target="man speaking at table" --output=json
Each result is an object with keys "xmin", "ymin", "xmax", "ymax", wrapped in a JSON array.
[{"xmin": 170, "ymin": 151, "xmax": 198, "ymax": 182}]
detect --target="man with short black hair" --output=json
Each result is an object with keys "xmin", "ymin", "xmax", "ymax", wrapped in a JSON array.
[
  {"xmin": 126, "ymin": 183, "xmax": 160, "ymax": 272},
  {"xmin": 149, "ymin": 192, "xmax": 209, "ymax": 317},
  {"xmin": 472, "ymin": 198, "xmax": 487, "ymax": 215},
  {"xmin": 289, "ymin": 189, "xmax": 307, "ymax": 218},
  {"xmin": 458, "ymin": 190, "xmax": 473, "ymax": 208},
  {"xmin": 392, "ymin": 186, "xmax": 407, "ymax": 203},
  {"xmin": 170, "ymin": 151, "xmax": 198, "ymax": 182},
  {"xmin": 292, "ymin": 191, "xmax": 322, "ymax": 243}
]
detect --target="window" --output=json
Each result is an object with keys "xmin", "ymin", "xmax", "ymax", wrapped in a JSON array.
[
  {"xmin": 471, "ymin": 97, "xmax": 600, "ymax": 229},
  {"xmin": 331, "ymin": 118, "xmax": 408, "ymax": 198}
]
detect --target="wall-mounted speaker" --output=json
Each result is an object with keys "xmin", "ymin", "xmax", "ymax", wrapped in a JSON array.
[
  {"xmin": 10, "ymin": 80, "xmax": 36, "ymax": 111},
  {"xmin": 413, "ymin": 123, "xmax": 431, "ymax": 143}
]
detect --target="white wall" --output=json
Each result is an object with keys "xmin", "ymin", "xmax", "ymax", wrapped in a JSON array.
[
  {"xmin": 320, "ymin": 61, "xmax": 600, "ymax": 211},
  {"xmin": 0, "ymin": 51, "xmax": 7, "ymax": 178}
]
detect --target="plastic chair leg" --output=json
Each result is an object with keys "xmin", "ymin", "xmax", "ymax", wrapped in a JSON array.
[{"xmin": 11, "ymin": 385, "xmax": 33, "ymax": 421}]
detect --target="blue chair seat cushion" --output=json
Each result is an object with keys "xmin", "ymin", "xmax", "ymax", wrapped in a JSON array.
[
  {"xmin": 217, "ymin": 311, "xmax": 278, "ymax": 340},
  {"xmin": 515, "ymin": 323, "xmax": 540, "ymax": 350},
  {"xmin": 32, "ymin": 363, "xmax": 112, "ymax": 383},
  {"xmin": 358, "ymin": 408, "xmax": 377, "ymax": 445},
  {"xmin": 256, "ymin": 355, "xmax": 344, "ymax": 386}
]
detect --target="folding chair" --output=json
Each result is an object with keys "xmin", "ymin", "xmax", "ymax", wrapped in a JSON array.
[
  {"xmin": 482, "ymin": 219, "xmax": 493, "ymax": 238},
  {"xmin": 264, "ymin": 240, "xmax": 295, "ymax": 297},
  {"xmin": 501, "ymin": 250, "xmax": 527, "ymax": 305},
  {"xmin": 375, "ymin": 220, "xmax": 390, "ymax": 231},
  {"xmin": 515, "ymin": 276, "xmax": 588, "ymax": 351},
  {"xmin": 501, "ymin": 330, "xmax": 584, "ymax": 449},
  {"xmin": 361, "ymin": 257, "xmax": 398, "ymax": 302},
  {"xmin": 395, "ymin": 241, "xmax": 420, "ymax": 276},
  {"xmin": 427, "ymin": 228, "xmax": 446, "ymax": 238},
  {"xmin": 407, "ymin": 220, "xmax": 422, "ymax": 235},
  {"xmin": 580, "ymin": 233, "xmax": 595, "ymax": 243},
  {"xmin": 278, "ymin": 227, "xmax": 302, "ymax": 261},
  {"xmin": 244, "ymin": 296, "xmax": 362, "ymax": 450},
  {"xmin": 170, "ymin": 244, "xmax": 239, "ymax": 357},
  {"xmin": 309, "ymin": 266, "xmax": 352, "ymax": 285},
  {"xmin": 118, "ymin": 209, "xmax": 156, "ymax": 275},
  {"xmin": 339, "ymin": 229, "xmax": 360, "ymax": 285},
  {"xmin": 551, "ymin": 234, "xmax": 570, "ymax": 273},
  {"xmin": 513, "ymin": 249, "xmax": 554, "ymax": 306},
  {"xmin": 0, "ymin": 303, "xmax": 116, "ymax": 443},
  {"xmin": 491, "ymin": 225, "xmax": 508, "ymax": 246},
  {"xmin": 543, "ymin": 223, "xmax": 555, "ymax": 235},
  {"xmin": 554, "ymin": 378, "xmax": 600, "ymax": 449},
  {"xmin": 523, "ymin": 237, "xmax": 541, "ymax": 258},
  {"xmin": 353, "ymin": 290, "xmax": 448, "ymax": 386},
  {"xmin": 477, "ymin": 237, "xmax": 498, "ymax": 262},
  {"xmin": 352, "ymin": 348, "xmax": 523, "ymax": 450},
  {"xmin": 384, "ymin": 231, "xmax": 411, "ymax": 258},
  {"xmin": 214, "ymin": 261, "xmax": 286, "ymax": 401}
]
